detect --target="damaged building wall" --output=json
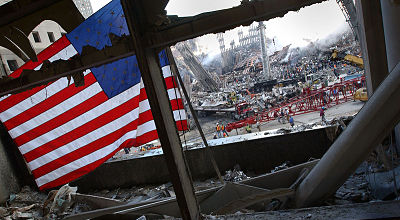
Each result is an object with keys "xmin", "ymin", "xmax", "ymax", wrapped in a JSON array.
[
  {"xmin": 0, "ymin": 127, "xmax": 19, "ymax": 203},
  {"xmin": 0, "ymin": 20, "xmax": 66, "ymax": 76},
  {"xmin": 0, "ymin": 123, "xmax": 33, "ymax": 203}
]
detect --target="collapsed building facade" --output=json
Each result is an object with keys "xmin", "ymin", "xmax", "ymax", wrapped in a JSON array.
[{"xmin": 0, "ymin": 0, "xmax": 399, "ymax": 219}]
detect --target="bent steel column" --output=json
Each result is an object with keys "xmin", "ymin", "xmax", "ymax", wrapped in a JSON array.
[
  {"xmin": 259, "ymin": 21, "xmax": 270, "ymax": 79},
  {"xmin": 295, "ymin": 61, "xmax": 400, "ymax": 207}
]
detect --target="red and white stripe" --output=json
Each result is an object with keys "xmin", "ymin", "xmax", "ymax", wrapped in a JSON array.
[{"xmin": 0, "ymin": 36, "xmax": 187, "ymax": 189}]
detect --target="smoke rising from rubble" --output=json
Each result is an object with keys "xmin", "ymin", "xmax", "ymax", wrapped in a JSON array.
[
  {"xmin": 201, "ymin": 52, "xmax": 221, "ymax": 66},
  {"xmin": 170, "ymin": 0, "xmax": 347, "ymax": 62},
  {"xmin": 184, "ymin": 24, "xmax": 355, "ymax": 75}
]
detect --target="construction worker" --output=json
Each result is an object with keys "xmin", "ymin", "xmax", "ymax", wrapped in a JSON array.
[
  {"xmin": 280, "ymin": 109, "xmax": 285, "ymax": 123},
  {"xmin": 274, "ymin": 110, "xmax": 280, "ymax": 123},
  {"xmin": 320, "ymin": 106, "xmax": 326, "ymax": 124},
  {"xmin": 245, "ymin": 124, "xmax": 252, "ymax": 133},
  {"xmin": 221, "ymin": 123, "xmax": 229, "ymax": 137},
  {"xmin": 216, "ymin": 123, "xmax": 222, "ymax": 138},
  {"xmin": 256, "ymin": 120, "xmax": 261, "ymax": 132},
  {"xmin": 123, "ymin": 147, "xmax": 131, "ymax": 154},
  {"xmin": 289, "ymin": 116, "xmax": 294, "ymax": 127},
  {"xmin": 285, "ymin": 108, "xmax": 290, "ymax": 122}
]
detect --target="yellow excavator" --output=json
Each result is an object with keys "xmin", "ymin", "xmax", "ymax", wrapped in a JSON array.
[
  {"xmin": 353, "ymin": 87, "xmax": 368, "ymax": 102},
  {"xmin": 331, "ymin": 49, "xmax": 364, "ymax": 69}
]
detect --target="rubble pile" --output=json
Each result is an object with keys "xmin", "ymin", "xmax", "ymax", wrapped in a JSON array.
[
  {"xmin": 333, "ymin": 164, "xmax": 371, "ymax": 205},
  {"xmin": 270, "ymin": 161, "xmax": 291, "ymax": 173},
  {"xmin": 223, "ymin": 165, "xmax": 250, "ymax": 182},
  {"xmin": 0, "ymin": 185, "xmax": 84, "ymax": 220},
  {"xmin": 0, "ymin": 186, "xmax": 47, "ymax": 219},
  {"xmin": 0, "ymin": 183, "xmax": 182, "ymax": 219},
  {"xmin": 291, "ymin": 123, "xmax": 317, "ymax": 133},
  {"xmin": 171, "ymin": 29, "xmax": 363, "ymax": 141},
  {"xmin": 2, "ymin": 157, "xmax": 397, "ymax": 219},
  {"xmin": 90, "ymin": 183, "xmax": 176, "ymax": 203}
]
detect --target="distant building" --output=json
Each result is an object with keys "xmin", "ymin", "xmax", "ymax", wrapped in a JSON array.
[{"xmin": 0, "ymin": 0, "xmax": 93, "ymax": 76}]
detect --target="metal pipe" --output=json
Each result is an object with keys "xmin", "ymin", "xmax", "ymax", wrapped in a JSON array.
[{"xmin": 295, "ymin": 61, "xmax": 400, "ymax": 207}]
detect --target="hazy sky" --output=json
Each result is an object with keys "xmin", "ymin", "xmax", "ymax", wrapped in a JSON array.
[{"xmin": 90, "ymin": 0, "xmax": 348, "ymax": 55}]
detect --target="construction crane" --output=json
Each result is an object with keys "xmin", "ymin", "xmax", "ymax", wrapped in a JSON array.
[{"xmin": 336, "ymin": 0, "xmax": 359, "ymax": 40}]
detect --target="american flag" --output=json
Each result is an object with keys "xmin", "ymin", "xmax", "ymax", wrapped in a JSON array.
[{"xmin": 0, "ymin": 0, "xmax": 187, "ymax": 190}]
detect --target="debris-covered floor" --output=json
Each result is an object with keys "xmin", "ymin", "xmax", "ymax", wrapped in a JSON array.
[{"xmin": 2, "ymin": 156, "xmax": 400, "ymax": 219}]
